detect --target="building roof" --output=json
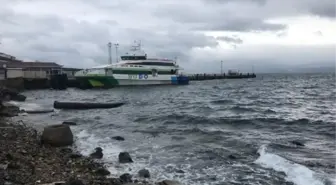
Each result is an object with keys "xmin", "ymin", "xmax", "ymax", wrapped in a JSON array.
[
  {"xmin": 0, "ymin": 61, "xmax": 62, "ymax": 69},
  {"xmin": 62, "ymin": 67, "xmax": 82, "ymax": 71},
  {"xmin": 0, "ymin": 52, "xmax": 23, "ymax": 62}
]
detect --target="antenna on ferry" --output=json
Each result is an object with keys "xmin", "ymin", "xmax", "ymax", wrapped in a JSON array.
[{"xmin": 107, "ymin": 42, "xmax": 112, "ymax": 64}]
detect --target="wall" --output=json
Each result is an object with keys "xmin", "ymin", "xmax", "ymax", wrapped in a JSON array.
[
  {"xmin": 23, "ymin": 70, "xmax": 47, "ymax": 79},
  {"xmin": 7, "ymin": 68, "xmax": 24, "ymax": 78},
  {"xmin": 0, "ymin": 68, "xmax": 5, "ymax": 80},
  {"xmin": 0, "ymin": 78, "xmax": 25, "ymax": 91}
]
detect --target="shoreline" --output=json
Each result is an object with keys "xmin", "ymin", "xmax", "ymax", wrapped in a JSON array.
[
  {"xmin": 0, "ymin": 87, "xmax": 182, "ymax": 185},
  {"xmin": 0, "ymin": 117, "xmax": 119, "ymax": 185}
]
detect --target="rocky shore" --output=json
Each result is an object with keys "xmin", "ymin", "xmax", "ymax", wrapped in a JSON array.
[{"xmin": 0, "ymin": 87, "xmax": 182, "ymax": 185}]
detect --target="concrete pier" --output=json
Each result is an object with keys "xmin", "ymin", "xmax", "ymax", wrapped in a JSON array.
[{"xmin": 187, "ymin": 73, "xmax": 256, "ymax": 81}]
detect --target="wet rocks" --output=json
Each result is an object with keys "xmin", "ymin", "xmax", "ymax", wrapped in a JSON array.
[
  {"xmin": 118, "ymin": 152, "xmax": 133, "ymax": 163},
  {"xmin": 112, "ymin": 136, "xmax": 125, "ymax": 141},
  {"xmin": 89, "ymin": 147, "xmax": 103, "ymax": 159},
  {"xmin": 64, "ymin": 178, "xmax": 84, "ymax": 185},
  {"xmin": 158, "ymin": 180, "xmax": 184, "ymax": 185},
  {"xmin": 62, "ymin": 121, "xmax": 77, "ymax": 126},
  {"xmin": 175, "ymin": 169, "xmax": 185, "ymax": 174},
  {"xmin": 69, "ymin": 153, "xmax": 82, "ymax": 159},
  {"xmin": 0, "ymin": 87, "xmax": 26, "ymax": 102},
  {"xmin": 138, "ymin": 169, "xmax": 150, "ymax": 178},
  {"xmin": 11, "ymin": 94, "xmax": 26, "ymax": 102},
  {"xmin": 94, "ymin": 168, "xmax": 110, "ymax": 176},
  {"xmin": 0, "ymin": 104, "xmax": 20, "ymax": 117},
  {"xmin": 0, "ymin": 119, "xmax": 119, "ymax": 185},
  {"xmin": 119, "ymin": 173, "xmax": 132, "ymax": 183},
  {"xmin": 41, "ymin": 124, "xmax": 74, "ymax": 147}
]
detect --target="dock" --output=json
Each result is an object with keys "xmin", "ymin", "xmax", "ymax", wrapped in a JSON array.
[{"xmin": 187, "ymin": 73, "xmax": 256, "ymax": 81}]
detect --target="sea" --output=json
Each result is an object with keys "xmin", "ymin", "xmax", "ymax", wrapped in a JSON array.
[{"xmin": 9, "ymin": 73, "xmax": 336, "ymax": 185}]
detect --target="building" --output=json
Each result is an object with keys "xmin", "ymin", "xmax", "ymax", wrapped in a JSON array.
[
  {"xmin": 0, "ymin": 52, "xmax": 23, "ymax": 62},
  {"xmin": 0, "ymin": 60, "xmax": 63, "ymax": 80}
]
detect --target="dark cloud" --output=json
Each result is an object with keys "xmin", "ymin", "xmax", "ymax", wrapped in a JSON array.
[
  {"xmin": 217, "ymin": 36, "xmax": 243, "ymax": 44},
  {"xmin": 196, "ymin": 19, "xmax": 286, "ymax": 32},
  {"xmin": 310, "ymin": 3, "xmax": 335, "ymax": 18},
  {"xmin": 0, "ymin": 0, "xmax": 334, "ymax": 71}
]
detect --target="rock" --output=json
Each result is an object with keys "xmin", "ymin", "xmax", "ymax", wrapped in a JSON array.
[
  {"xmin": 138, "ymin": 169, "xmax": 150, "ymax": 178},
  {"xmin": 108, "ymin": 178, "xmax": 122, "ymax": 185},
  {"xmin": 41, "ymin": 124, "xmax": 74, "ymax": 147},
  {"xmin": 158, "ymin": 180, "xmax": 184, "ymax": 185},
  {"xmin": 0, "ymin": 104, "xmax": 20, "ymax": 117},
  {"xmin": 8, "ymin": 162, "xmax": 20, "ymax": 169},
  {"xmin": 118, "ymin": 152, "xmax": 133, "ymax": 163},
  {"xmin": 11, "ymin": 94, "xmax": 26, "ymax": 102},
  {"xmin": 62, "ymin": 121, "xmax": 77, "ymax": 126},
  {"xmin": 64, "ymin": 178, "xmax": 84, "ymax": 185},
  {"xmin": 112, "ymin": 136, "xmax": 125, "ymax": 141},
  {"xmin": 69, "ymin": 153, "xmax": 82, "ymax": 159},
  {"xmin": 175, "ymin": 169, "xmax": 185, "ymax": 173},
  {"xmin": 119, "ymin": 173, "xmax": 132, "ymax": 183},
  {"xmin": 5, "ymin": 153, "xmax": 13, "ymax": 160},
  {"xmin": 228, "ymin": 154, "xmax": 237, "ymax": 159},
  {"xmin": 89, "ymin": 147, "xmax": 103, "ymax": 159},
  {"xmin": 60, "ymin": 148, "xmax": 73, "ymax": 153},
  {"xmin": 291, "ymin": 140, "xmax": 305, "ymax": 146},
  {"xmin": 0, "ymin": 164, "xmax": 8, "ymax": 170},
  {"xmin": 41, "ymin": 181, "xmax": 67, "ymax": 185},
  {"xmin": 95, "ymin": 168, "xmax": 111, "ymax": 176}
]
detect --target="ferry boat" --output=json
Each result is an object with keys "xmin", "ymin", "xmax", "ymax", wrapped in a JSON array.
[{"xmin": 74, "ymin": 42, "xmax": 189, "ymax": 88}]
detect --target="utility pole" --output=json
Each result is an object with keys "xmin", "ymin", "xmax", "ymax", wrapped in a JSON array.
[
  {"xmin": 221, "ymin": 60, "xmax": 223, "ymax": 75},
  {"xmin": 108, "ymin": 42, "xmax": 112, "ymax": 64},
  {"xmin": 114, "ymin": 43, "xmax": 119, "ymax": 63}
]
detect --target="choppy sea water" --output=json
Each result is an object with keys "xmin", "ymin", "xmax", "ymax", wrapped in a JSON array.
[{"xmin": 10, "ymin": 73, "xmax": 336, "ymax": 185}]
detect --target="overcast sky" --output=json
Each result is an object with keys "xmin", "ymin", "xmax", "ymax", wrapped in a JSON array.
[{"xmin": 0, "ymin": 0, "xmax": 335, "ymax": 73}]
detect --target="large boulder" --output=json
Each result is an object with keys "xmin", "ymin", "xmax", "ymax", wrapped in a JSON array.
[
  {"xmin": 138, "ymin": 169, "xmax": 150, "ymax": 178},
  {"xmin": 11, "ymin": 94, "xmax": 26, "ymax": 102},
  {"xmin": 0, "ymin": 87, "xmax": 26, "ymax": 102},
  {"xmin": 119, "ymin": 173, "xmax": 132, "ymax": 183},
  {"xmin": 118, "ymin": 152, "xmax": 133, "ymax": 163},
  {"xmin": 0, "ymin": 104, "xmax": 20, "ymax": 117},
  {"xmin": 41, "ymin": 124, "xmax": 74, "ymax": 147},
  {"xmin": 90, "ymin": 147, "xmax": 103, "ymax": 159}
]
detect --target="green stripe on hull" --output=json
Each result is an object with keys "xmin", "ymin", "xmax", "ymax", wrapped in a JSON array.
[
  {"xmin": 113, "ymin": 70, "xmax": 173, "ymax": 75},
  {"xmin": 76, "ymin": 76, "xmax": 119, "ymax": 89}
]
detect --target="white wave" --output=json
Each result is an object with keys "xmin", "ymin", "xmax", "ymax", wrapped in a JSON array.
[
  {"xmin": 75, "ymin": 130, "xmax": 138, "ymax": 176},
  {"xmin": 255, "ymin": 144, "xmax": 332, "ymax": 185},
  {"xmin": 73, "ymin": 129, "xmax": 223, "ymax": 185},
  {"xmin": 8, "ymin": 101, "xmax": 43, "ymax": 111}
]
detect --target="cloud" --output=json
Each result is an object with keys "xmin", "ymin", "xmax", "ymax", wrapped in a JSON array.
[{"xmin": 0, "ymin": 0, "xmax": 334, "ymax": 72}]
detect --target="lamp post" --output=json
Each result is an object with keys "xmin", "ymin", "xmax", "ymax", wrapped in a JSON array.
[
  {"xmin": 114, "ymin": 43, "xmax": 119, "ymax": 63},
  {"xmin": 3, "ymin": 64, "xmax": 7, "ymax": 79},
  {"xmin": 107, "ymin": 42, "xmax": 112, "ymax": 64},
  {"xmin": 221, "ymin": 60, "xmax": 223, "ymax": 75}
]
